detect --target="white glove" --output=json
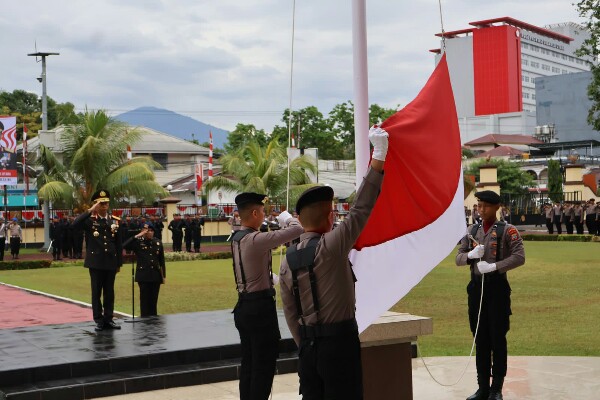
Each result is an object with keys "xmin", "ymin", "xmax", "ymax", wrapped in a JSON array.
[
  {"xmin": 477, "ymin": 261, "xmax": 497, "ymax": 274},
  {"xmin": 467, "ymin": 244, "xmax": 485, "ymax": 259},
  {"xmin": 368, "ymin": 125, "xmax": 389, "ymax": 161},
  {"xmin": 272, "ymin": 273, "xmax": 280, "ymax": 285},
  {"xmin": 276, "ymin": 210, "xmax": 292, "ymax": 226}
]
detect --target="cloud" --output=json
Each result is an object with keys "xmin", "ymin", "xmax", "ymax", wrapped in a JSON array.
[{"xmin": 0, "ymin": 0, "xmax": 586, "ymax": 131}]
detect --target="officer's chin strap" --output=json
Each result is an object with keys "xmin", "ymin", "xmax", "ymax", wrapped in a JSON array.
[{"xmin": 416, "ymin": 257, "xmax": 486, "ymax": 387}]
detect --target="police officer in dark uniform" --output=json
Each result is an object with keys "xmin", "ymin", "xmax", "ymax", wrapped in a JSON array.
[
  {"xmin": 72, "ymin": 189, "xmax": 123, "ymax": 331},
  {"xmin": 279, "ymin": 125, "xmax": 388, "ymax": 400},
  {"xmin": 71, "ymin": 214, "xmax": 85, "ymax": 259},
  {"xmin": 456, "ymin": 190, "xmax": 526, "ymax": 400},
  {"xmin": 232, "ymin": 193, "xmax": 303, "ymax": 400},
  {"xmin": 183, "ymin": 214, "xmax": 194, "ymax": 252},
  {"xmin": 193, "ymin": 215, "xmax": 204, "ymax": 252},
  {"xmin": 49, "ymin": 216, "xmax": 64, "ymax": 260},
  {"xmin": 151, "ymin": 215, "xmax": 164, "ymax": 240},
  {"xmin": 123, "ymin": 222, "xmax": 166, "ymax": 317},
  {"xmin": 168, "ymin": 214, "xmax": 184, "ymax": 251}
]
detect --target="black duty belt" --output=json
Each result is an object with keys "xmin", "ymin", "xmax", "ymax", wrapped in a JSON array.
[
  {"xmin": 238, "ymin": 288, "xmax": 275, "ymax": 301},
  {"xmin": 299, "ymin": 318, "xmax": 358, "ymax": 340}
]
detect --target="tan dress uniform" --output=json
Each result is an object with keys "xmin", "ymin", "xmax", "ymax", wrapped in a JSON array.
[
  {"xmin": 279, "ymin": 167, "xmax": 384, "ymax": 400},
  {"xmin": 231, "ymin": 198, "xmax": 303, "ymax": 400}
]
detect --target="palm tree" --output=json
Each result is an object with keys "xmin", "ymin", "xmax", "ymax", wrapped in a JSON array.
[
  {"xmin": 36, "ymin": 109, "xmax": 167, "ymax": 211},
  {"xmin": 204, "ymin": 139, "xmax": 317, "ymax": 209}
]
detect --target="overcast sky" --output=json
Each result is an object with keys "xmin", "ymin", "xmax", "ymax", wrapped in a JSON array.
[{"xmin": 0, "ymin": 0, "xmax": 585, "ymax": 134}]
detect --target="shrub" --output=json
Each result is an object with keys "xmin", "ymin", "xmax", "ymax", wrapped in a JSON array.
[
  {"xmin": 521, "ymin": 234, "xmax": 594, "ymax": 242},
  {"xmin": 0, "ymin": 260, "xmax": 53, "ymax": 270}
]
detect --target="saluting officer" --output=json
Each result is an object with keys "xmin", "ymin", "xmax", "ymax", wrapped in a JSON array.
[
  {"xmin": 231, "ymin": 193, "xmax": 303, "ymax": 400},
  {"xmin": 168, "ymin": 213, "xmax": 184, "ymax": 251},
  {"xmin": 456, "ymin": 190, "xmax": 526, "ymax": 400},
  {"xmin": 72, "ymin": 189, "xmax": 123, "ymax": 331},
  {"xmin": 279, "ymin": 126, "xmax": 388, "ymax": 400},
  {"xmin": 123, "ymin": 222, "xmax": 166, "ymax": 317}
]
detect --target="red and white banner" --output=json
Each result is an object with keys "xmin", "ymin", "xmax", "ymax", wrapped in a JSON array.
[
  {"xmin": 195, "ymin": 163, "xmax": 203, "ymax": 206},
  {"xmin": 350, "ymin": 56, "xmax": 466, "ymax": 331},
  {"xmin": 0, "ymin": 170, "xmax": 17, "ymax": 185},
  {"xmin": 208, "ymin": 131, "xmax": 213, "ymax": 179},
  {"xmin": 0, "ymin": 116, "xmax": 17, "ymax": 151}
]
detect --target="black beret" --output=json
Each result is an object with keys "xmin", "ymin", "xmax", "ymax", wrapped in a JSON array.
[
  {"xmin": 235, "ymin": 192, "xmax": 268, "ymax": 208},
  {"xmin": 91, "ymin": 189, "xmax": 110, "ymax": 203},
  {"xmin": 143, "ymin": 222, "xmax": 155, "ymax": 231},
  {"xmin": 475, "ymin": 190, "xmax": 501, "ymax": 205},
  {"xmin": 296, "ymin": 186, "xmax": 334, "ymax": 215}
]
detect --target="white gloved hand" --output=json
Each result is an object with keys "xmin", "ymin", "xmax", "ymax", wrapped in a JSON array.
[
  {"xmin": 276, "ymin": 210, "xmax": 292, "ymax": 226},
  {"xmin": 477, "ymin": 261, "xmax": 497, "ymax": 274},
  {"xmin": 272, "ymin": 273, "xmax": 280, "ymax": 285},
  {"xmin": 368, "ymin": 125, "xmax": 389, "ymax": 161},
  {"xmin": 467, "ymin": 244, "xmax": 485, "ymax": 259}
]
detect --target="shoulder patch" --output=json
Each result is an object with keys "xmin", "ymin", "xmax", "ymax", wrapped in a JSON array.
[{"xmin": 507, "ymin": 227, "xmax": 520, "ymax": 241}]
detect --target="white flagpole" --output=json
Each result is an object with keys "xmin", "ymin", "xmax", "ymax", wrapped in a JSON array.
[{"xmin": 352, "ymin": 0, "xmax": 370, "ymax": 187}]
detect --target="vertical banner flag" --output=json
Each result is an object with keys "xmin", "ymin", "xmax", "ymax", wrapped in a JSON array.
[
  {"xmin": 127, "ymin": 145, "xmax": 132, "ymax": 161},
  {"xmin": 349, "ymin": 55, "xmax": 466, "ymax": 331},
  {"xmin": 23, "ymin": 124, "xmax": 29, "ymax": 195},
  {"xmin": 208, "ymin": 131, "xmax": 213, "ymax": 180},
  {"xmin": 0, "ymin": 116, "xmax": 18, "ymax": 185},
  {"xmin": 195, "ymin": 163, "xmax": 203, "ymax": 205}
]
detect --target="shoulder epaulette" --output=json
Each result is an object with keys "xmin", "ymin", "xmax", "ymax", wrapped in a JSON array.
[{"xmin": 111, "ymin": 215, "xmax": 121, "ymax": 221}]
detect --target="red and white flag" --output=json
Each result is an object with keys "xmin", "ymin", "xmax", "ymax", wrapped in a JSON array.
[
  {"xmin": 195, "ymin": 163, "xmax": 203, "ymax": 206},
  {"xmin": 208, "ymin": 131, "xmax": 213, "ymax": 180},
  {"xmin": 23, "ymin": 124, "xmax": 29, "ymax": 195},
  {"xmin": 0, "ymin": 116, "xmax": 17, "ymax": 151},
  {"xmin": 350, "ymin": 55, "xmax": 466, "ymax": 331},
  {"xmin": 127, "ymin": 145, "xmax": 132, "ymax": 161}
]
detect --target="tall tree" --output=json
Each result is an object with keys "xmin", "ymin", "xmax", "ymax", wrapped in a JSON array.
[
  {"xmin": 35, "ymin": 109, "xmax": 167, "ymax": 211},
  {"xmin": 576, "ymin": 0, "xmax": 600, "ymax": 130},
  {"xmin": 224, "ymin": 123, "xmax": 268, "ymax": 153},
  {"xmin": 465, "ymin": 159, "xmax": 535, "ymax": 195},
  {"xmin": 547, "ymin": 159, "xmax": 564, "ymax": 202},
  {"xmin": 204, "ymin": 138, "xmax": 317, "ymax": 208}
]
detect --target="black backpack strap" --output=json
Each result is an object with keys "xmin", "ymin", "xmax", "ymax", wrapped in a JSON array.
[
  {"xmin": 494, "ymin": 221, "xmax": 506, "ymax": 262},
  {"xmin": 231, "ymin": 229, "xmax": 255, "ymax": 293},
  {"xmin": 286, "ymin": 237, "xmax": 321, "ymax": 324}
]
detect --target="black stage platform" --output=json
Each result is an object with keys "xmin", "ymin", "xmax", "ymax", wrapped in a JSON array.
[{"xmin": 0, "ymin": 310, "xmax": 298, "ymax": 400}]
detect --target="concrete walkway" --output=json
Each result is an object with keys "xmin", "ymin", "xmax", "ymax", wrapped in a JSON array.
[{"xmin": 96, "ymin": 356, "xmax": 600, "ymax": 400}]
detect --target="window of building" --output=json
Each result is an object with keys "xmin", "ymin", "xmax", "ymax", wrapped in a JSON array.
[
  {"xmin": 531, "ymin": 61, "xmax": 540, "ymax": 68},
  {"xmin": 523, "ymin": 43, "xmax": 529, "ymax": 49},
  {"xmin": 522, "ymin": 59, "xmax": 529, "ymax": 66},
  {"xmin": 532, "ymin": 94, "xmax": 536, "ymax": 100},
  {"xmin": 562, "ymin": 69, "xmax": 568, "ymax": 74},
  {"xmin": 569, "ymin": 56, "xmax": 574, "ymax": 62},
  {"xmin": 562, "ymin": 55, "xmax": 567, "ymax": 60},
  {"xmin": 552, "ymin": 66, "xmax": 560, "ymax": 73},
  {"xmin": 523, "ymin": 93, "xmax": 530, "ymax": 99},
  {"xmin": 151, "ymin": 153, "xmax": 168, "ymax": 168},
  {"xmin": 542, "ymin": 64, "xmax": 551, "ymax": 71}
]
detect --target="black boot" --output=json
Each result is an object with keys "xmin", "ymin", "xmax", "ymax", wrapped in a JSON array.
[
  {"xmin": 467, "ymin": 376, "xmax": 489, "ymax": 400},
  {"xmin": 488, "ymin": 377, "xmax": 504, "ymax": 400}
]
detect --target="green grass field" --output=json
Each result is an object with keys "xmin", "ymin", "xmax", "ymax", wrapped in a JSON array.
[{"xmin": 1, "ymin": 242, "xmax": 598, "ymax": 356}]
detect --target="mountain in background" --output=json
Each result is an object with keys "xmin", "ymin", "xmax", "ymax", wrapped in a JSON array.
[{"xmin": 115, "ymin": 106, "xmax": 229, "ymax": 149}]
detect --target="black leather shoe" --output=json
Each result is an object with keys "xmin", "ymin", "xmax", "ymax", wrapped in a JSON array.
[
  {"xmin": 488, "ymin": 391, "xmax": 503, "ymax": 400},
  {"xmin": 466, "ymin": 389, "xmax": 489, "ymax": 400},
  {"xmin": 94, "ymin": 322, "xmax": 105, "ymax": 331},
  {"xmin": 105, "ymin": 320, "xmax": 121, "ymax": 330}
]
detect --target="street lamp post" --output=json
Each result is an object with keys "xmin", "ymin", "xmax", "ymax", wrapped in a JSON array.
[{"xmin": 28, "ymin": 51, "xmax": 59, "ymax": 251}]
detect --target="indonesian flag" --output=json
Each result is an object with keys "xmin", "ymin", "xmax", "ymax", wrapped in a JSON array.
[
  {"xmin": 208, "ymin": 131, "xmax": 213, "ymax": 180},
  {"xmin": 350, "ymin": 55, "xmax": 466, "ymax": 331},
  {"xmin": 127, "ymin": 145, "xmax": 132, "ymax": 160}
]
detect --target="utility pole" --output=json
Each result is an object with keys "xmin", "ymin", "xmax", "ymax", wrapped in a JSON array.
[{"xmin": 28, "ymin": 51, "xmax": 59, "ymax": 251}]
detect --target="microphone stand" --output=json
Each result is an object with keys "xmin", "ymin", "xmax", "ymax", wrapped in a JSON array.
[{"xmin": 124, "ymin": 228, "xmax": 142, "ymax": 323}]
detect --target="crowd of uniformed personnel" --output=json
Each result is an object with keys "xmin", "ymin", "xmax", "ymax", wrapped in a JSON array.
[{"xmin": 541, "ymin": 198, "xmax": 600, "ymax": 235}]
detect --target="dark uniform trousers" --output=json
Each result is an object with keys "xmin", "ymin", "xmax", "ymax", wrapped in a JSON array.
[
  {"xmin": 10, "ymin": 237, "xmax": 21, "ymax": 256},
  {"xmin": 173, "ymin": 233, "xmax": 183, "ymax": 252},
  {"xmin": 565, "ymin": 218, "xmax": 574, "ymax": 234},
  {"xmin": 553, "ymin": 215, "xmax": 562, "ymax": 234},
  {"xmin": 586, "ymin": 215, "xmax": 597, "ymax": 235},
  {"xmin": 0, "ymin": 237, "xmax": 5, "ymax": 261},
  {"xmin": 233, "ymin": 296, "xmax": 280, "ymax": 400},
  {"xmin": 89, "ymin": 268, "xmax": 117, "ymax": 323},
  {"xmin": 545, "ymin": 218, "xmax": 553, "ymax": 234},
  {"xmin": 139, "ymin": 283, "xmax": 161, "ymax": 317},
  {"xmin": 298, "ymin": 325, "xmax": 363, "ymax": 400},
  {"xmin": 468, "ymin": 273, "xmax": 511, "ymax": 380},
  {"xmin": 574, "ymin": 218, "xmax": 584, "ymax": 234}
]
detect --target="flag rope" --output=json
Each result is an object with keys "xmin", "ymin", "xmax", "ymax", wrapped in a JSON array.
[{"xmin": 285, "ymin": 0, "xmax": 297, "ymax": 212}]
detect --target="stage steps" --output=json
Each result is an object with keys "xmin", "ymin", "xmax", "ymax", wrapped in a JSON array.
[{"xmin": 0, "ymin": 343, "xmax": 298, "ymax": 400}]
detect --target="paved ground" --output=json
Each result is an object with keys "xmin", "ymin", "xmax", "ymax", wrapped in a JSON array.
[
  {"xmin": 95, "ymin": 356, "xmax": 600, "ymax": 400},
  {"xmin": 0, "ymin": 284, "xmax": 92, "ymax": 329}
]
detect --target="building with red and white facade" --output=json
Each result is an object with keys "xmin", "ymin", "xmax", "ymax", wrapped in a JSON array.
[{"xmin": 432, "ymin": 17, "xmax": 591, "ymax": 143}]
